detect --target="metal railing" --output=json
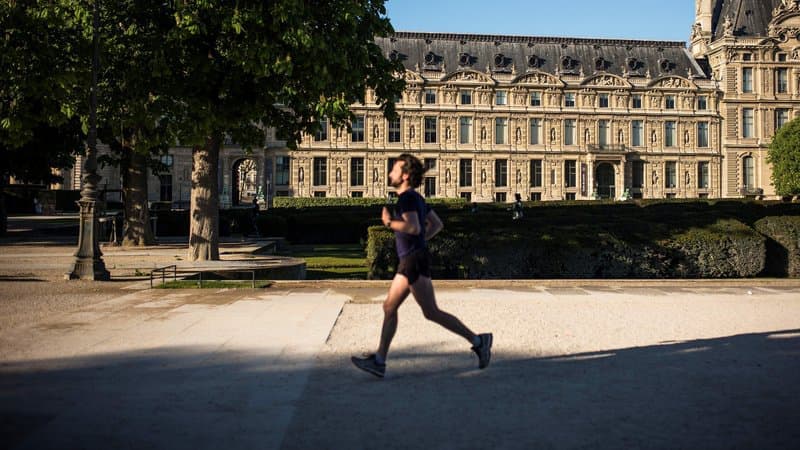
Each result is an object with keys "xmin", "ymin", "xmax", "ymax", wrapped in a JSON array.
[
  {"xmin": 150, "ymin": 265, "xmax": 177, "ymax": 288},
  {"xmin": 150, "ymin": 265, "xmax": 257, "ymax": 288}
]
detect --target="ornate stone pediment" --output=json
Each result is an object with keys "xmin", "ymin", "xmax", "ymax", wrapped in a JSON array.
[
  {"xmin": 403, "ymin": 70, "xmax": 424, "ymax": 84},
  {"xmin": 647, "ymin": 76, "xmax": 695, "ymax": 89},
  {"xmin": 511, "ymin": 71, "xmax": 564, "ymax": 87},
  {"xmin": 580, "ymin": 74, "xmax": 630, "ymax": 88},
  {"xmin": 441, "ymin": 69, "xmax": 495, "ymax": 84},
  {"xmin": 769, "ymin": 1, "xmax": 800, "ymax": 40}
]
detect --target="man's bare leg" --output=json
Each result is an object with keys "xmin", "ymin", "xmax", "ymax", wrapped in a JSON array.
[
  {"xmin": 376, "ymin": 274, "xmax": 411, "ymax": 360},
  {"xmin": 410, "ymin": 275, "xmax": 477, "ymax": 343}
]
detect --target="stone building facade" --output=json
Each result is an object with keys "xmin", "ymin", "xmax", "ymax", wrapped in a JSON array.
[{"xmin": 56, "ymin": 0, "xmax": 800, "ymax": 205}]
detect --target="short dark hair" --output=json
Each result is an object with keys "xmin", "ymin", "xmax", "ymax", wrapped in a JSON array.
[{"xmin": 397, "ymin": 153, "xmax": 427, "ymax": 188}]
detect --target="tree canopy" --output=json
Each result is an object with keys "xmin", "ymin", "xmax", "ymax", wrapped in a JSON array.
[
  {"xmin": 0, "ymin": 1, "xmax": 87, "ymax": 185},
  {"xmin": 768, "ymin": 117, "xmax": 800, "ymax": 196}
]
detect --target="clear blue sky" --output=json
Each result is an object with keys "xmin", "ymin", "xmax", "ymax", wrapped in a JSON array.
[{"xmin": 385, "ymin": 0, "xmax": 696, "ymax": 43}]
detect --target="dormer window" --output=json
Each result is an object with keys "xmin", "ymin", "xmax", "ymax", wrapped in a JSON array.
[
  {"xmin": 423, "ymin": 51, "xmax": 441, "ymax": 69},
  {"xmin": 459, "ymin": 52, "xmax": 472, "ymax": 67},
  {"xmin": 561, "ymin": 56, "xmax": 573, "ymax": 70},
  {"xmin": 659, "ymin": 58, "xmax": 672, "ymax": 73},
  {"xmin": 494, "ymin": 53, "xmax": 506, "ymax": 67},
  {"xmin": 528, "ymin": 54, "xmax": 540, "ymax": 68},
  {"xmin": 594, "ymin": 57, "xmax": 606, "ymax": 71}
]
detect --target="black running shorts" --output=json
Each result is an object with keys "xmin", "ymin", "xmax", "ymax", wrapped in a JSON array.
[{"xmin": 396, "ymin": 248, "xmax": 432, "ymax": 284}]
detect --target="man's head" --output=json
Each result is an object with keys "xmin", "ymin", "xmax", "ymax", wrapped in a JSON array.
[{"xmin": 389, "ymin": 153, "xmax": 426, "ymax": 188}]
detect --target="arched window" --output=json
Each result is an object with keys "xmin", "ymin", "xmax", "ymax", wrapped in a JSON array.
[{"xmin": 742, "ymin": 156, "xmax": 755, "ymax": 188}]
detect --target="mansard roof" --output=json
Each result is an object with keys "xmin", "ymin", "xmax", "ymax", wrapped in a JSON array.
[
  {"xmin": 377, "ymin": 32, "xmax": 708, "ymax": 81},
  {"xmin": 711, "ymin": 0, "xmax": 782, "ymax": 41}
]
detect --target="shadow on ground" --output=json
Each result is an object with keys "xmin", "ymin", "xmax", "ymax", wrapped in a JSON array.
[
  {"xmin": 285, "ymin": 329, "xmax": 800, "ymax": 450},
  {"xmin": 1, "ymin": 330, "xmax": 798, "ymax": 450}
]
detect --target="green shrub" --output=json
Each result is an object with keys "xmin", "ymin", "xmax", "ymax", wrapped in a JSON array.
[
  {"xmin": 256, "ymin": 214, "xmax": 288, "ymax": 237},
  {"xmin": 663, "ymin": 219, "xmax": 766, "ymax": 278},
  {"xmin": 366, "ymin": 226, "xmax": 396, "ymax": 279},
  {"xmin": 754, "ymin": 215, "xmax": 800, "ymax": 277}
]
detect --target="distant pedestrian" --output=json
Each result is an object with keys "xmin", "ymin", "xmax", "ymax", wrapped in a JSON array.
[
  {"xmin": 351, "ymin": 153, "xmax": 492, "ymax": 378},
  {"xmin": 512, "ymin": 193, "xmax": 523, "ymax": 220},
  {"xmin": 250, "ymin": 198, "xmax": 260, "ymax": 237}
]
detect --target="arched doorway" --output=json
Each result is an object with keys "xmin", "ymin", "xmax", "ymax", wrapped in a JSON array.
[
  {"xmin": 232, "ymin": 158, "xmax": 258, "ymax": 206},
  {"xmin": 595, "ymin": 163, "xmax": 615, "ymax": 199}
]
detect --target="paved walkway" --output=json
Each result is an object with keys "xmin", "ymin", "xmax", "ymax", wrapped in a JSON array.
[{"xmin": 1, "ymin": 281, "xmax": 799, "ymax": 449}]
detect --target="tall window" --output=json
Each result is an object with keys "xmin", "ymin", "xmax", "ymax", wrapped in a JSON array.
[
  {"xmin": 351, "ymin": 116, "xmax": 364, "ymax": 142},
  {"xmin": 632, "ymin": 161, "xmax": 644, "ymax": 188},
  {"xmin": 387, "ymin": 158, "xmax": 396, "ymax": 186},
  {"xmin": 599, "ymin": 93, "xmax": 609, "ymax": 108},
  {"xmin": 459, "ymin": 159, "xmax": 473, "ymax": 187},
  {"xmin": 565, "ymin": 160, "xmax": 577, "ymax": 188},
  {"xmin": 665, "ymin": 95, "xmax": 676, "ymax": 109},
  {"xmin": 665, "ymin": 121, "xmax": 676, "ymax": 147},
  {"xmin": 697, "ymin": 122, "xmax": 709, "ymax": 147},
  {"xmin": 697, "ymin": 95, "xmax": 708, "ymax": 110},
  {"xmin": 350, "ymin": 158, "xmax": 364, "ymax": 186},
  {"xmin": 742, "ymin": 108, "xmax": 754, "ymax": 138},
  {"xmin": 530, "ymin": 92, "xmax": 541, "ymax": 106},
  {"xmin": 425, "ymin": 89, "xmax": 436, "ymax": 104},
  {"xmin": 275, "ymin": 156, "xmax": 290, "ymax": 185},
  {"xmin": 632, "ymin": 120, "xmax": 644, "ymax": 147},
  {"xmin": 742, "ymin": 68, "xmax": 753, "ymax": 93},
  {"xmin": 564, "ymin": 93, "xmax": 576, "ymax": 107},
  {"xmin": 424, "ymin": 177, "xmax": 436, "ymax": 197},
  {"xmin": 598, "ymin": 120, "xmax": 609, "ymax": 147},
  {"xmin": 529, "ymin": 118, "xmax": 541, "ymax": 145},
  {"xmin": 159, "ymin": 175, "xmax": 172, "ymax": 202},
  {"xmin": 776, "ymin": 68, "xmax": 788, "ymax": 93},
  {"xmin": 698, "ymin": 162, "xmax": 709, "ymax": 189},
  {"xmin": 665, "ymin": 161, "xmax": 677, "ymax": 188},
  {"xmin": 495, "ymin": 91, "xmax": 507, "ymax": 105},
  {"xmin": 632, "ymin": 94, "xmax": 642, "ymax": 109},
  {"xmin": 460, "ymin": 90, "xmax": 472, "ymax": 105},
  {"xmin": 313, "ymin": 157, "xmax": 327, "ymax": 186},
  {"xmin": 495, "ymin": 118, "xmax": 508, "ymax": 144},
  {"xmin": 743, "ymin": 156, "xmax": 755, "ymax": 188},
  {"xmin": 459, "ymin": 117, "xmax": 472, "ymax": 144},
  {"xmin": 424, "ymin": 117, "xmax": 437, "ymax": 143},
  {"xmin": 776, "ymin": 109, "xmax": 789, "ymax": 130},
  {"xmin": 564, "ymin": 119, "xmax": 575, "ymax": 145},
  {"xmin": 530, "ymin": 159, "xmax": 543, "ymax": 187},
  {"xmin": 495, "ymin": 159, "xmax": 508, "ymax": 187},
  {"xmin": 315, "ymin": 117, "xmax": 328, "ymax": 141},
  {"xmin": 388, "ymin": 118, "xmax": 401, "ymax": 143}
]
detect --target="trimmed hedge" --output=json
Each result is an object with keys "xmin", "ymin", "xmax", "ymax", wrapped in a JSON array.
[
  {"xmin": 754, "ymin": 216, "xmax": 800, "ymax": 277},
  {"xmin": 365, "ymin": 204, "xmax": 781, "ymax": 279},
  {"xmin": 272, "ymin": 196, "xmax": 467, "ymax": 209}
]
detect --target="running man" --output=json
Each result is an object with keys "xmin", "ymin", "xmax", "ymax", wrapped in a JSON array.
[{"xmin": 352, "ymin": 153, "xmax": 492, "ymax": 378}]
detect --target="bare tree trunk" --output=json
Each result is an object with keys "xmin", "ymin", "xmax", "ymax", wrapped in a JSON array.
[
  {"xmin": 122, "ymin": 142, "xmax": 155, "ymax": 246},
  {"xmin": 188, "ymin": 135, "xmax": 220, "ymax": 261}
]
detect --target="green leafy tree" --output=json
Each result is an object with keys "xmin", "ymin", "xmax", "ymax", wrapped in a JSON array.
[
  {"xmin": 166, "ymin": 0, "xmax": 404, "ymax": 260},
  {"xmin": 0, "ymin": 1, "xmax": 88, "ymax": 235},
  {"xmin": 768, "ymin": 116, "xmax": 800, "ymax": 197}
]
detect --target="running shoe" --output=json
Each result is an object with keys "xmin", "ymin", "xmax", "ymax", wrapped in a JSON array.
[
  {"xmin": 351, "ymin": 354, "xmax": 386, "ymax": 378},
  {"xmin": 472, "ymin": 333, "xmax": 493, "ymax": 369}
]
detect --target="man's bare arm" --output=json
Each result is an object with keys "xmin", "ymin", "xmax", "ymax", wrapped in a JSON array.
[{"xmin": 425, "ymin": 209, "xmax": 443, "ymax": 240}]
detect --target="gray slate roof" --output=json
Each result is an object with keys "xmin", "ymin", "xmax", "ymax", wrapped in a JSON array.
[
  {"xmin": 377, "ymin": 32, "xmax": 708, "ymax": 80},
  {"xmin": 711, "ymin": 0, "xmax": 782, "ymax": 40}
]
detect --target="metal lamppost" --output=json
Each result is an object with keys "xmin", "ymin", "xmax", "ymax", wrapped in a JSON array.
[{"xmin": 66, "ymin": 0, "xmax": 109, "ymax": 280}]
